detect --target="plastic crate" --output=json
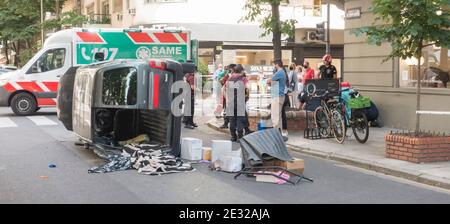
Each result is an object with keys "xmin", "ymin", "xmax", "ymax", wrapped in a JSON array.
[{"xmin": 348, "ymin": 96, "xmax": 371, "ymax": 109}]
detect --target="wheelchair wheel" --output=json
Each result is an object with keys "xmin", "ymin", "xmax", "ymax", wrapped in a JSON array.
[{"xmin": 352, "ymin": 110, "xmax": 369, "ymax": 144}]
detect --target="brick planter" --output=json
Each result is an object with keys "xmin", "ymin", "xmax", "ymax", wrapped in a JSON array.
[
  {"xmin": 247, "ymin": 110, "xmax": 308, "ymax": 132},
  {"xmin": 385, "ymin": 134, "xmax": 450, "ymax": 163}
]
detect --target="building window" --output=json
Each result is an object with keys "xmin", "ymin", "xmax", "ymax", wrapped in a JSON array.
[
  {"xmin": 399, "ymin": 45, "xmax": 449, "ymax": 89},
  {"xmin": 102, "ymin": 67, "xmax": 138, "ymax": 106}
]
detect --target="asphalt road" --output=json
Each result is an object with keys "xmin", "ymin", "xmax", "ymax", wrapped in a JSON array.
[{"xmin": 1, "ymin": 106, "xmax": 450, "ymax": 204}]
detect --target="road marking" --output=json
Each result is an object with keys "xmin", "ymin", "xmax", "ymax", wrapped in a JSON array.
[
  {"xmin": 26, "ymin": 116, "xmax": 58, "ymax": 126},
  {"xmin": 0, "ymin": 117, "xmax": 18, "ymax": 128}
]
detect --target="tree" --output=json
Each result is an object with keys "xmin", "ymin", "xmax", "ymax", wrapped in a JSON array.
[
  {"xmin": 353, "ymin": 0, "xmax": 450, "ymax": 132},
  {"xmin": 44, "ymin": 11, "xmax": 88, "ymax": 31},
  {"xmin": 241, "ymin": 0, "xmax": 297, "ymax": 60}
]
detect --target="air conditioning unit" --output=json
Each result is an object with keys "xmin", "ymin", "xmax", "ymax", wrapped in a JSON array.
[
  {"xmin": 129, "ymin": 8, "xmax": 136, "ymax": 15},
  {"xmin": 306, "ymin": 31, "xmax": 318, "ymax": 42}
]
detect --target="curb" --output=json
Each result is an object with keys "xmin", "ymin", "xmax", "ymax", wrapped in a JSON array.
[
  {"xmin": 206, "ymin": 120, "xmax": 450, "ymax": 191},
  {"xmin": 287, "ymin": 145, "xmax": 450, "ymax": 191}
]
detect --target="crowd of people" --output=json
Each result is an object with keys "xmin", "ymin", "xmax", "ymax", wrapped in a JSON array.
[{"xmin": 207, "ymin": 54, "xmax": 338, "ymax": 142}]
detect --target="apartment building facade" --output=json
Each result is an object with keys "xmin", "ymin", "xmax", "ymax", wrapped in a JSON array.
[{"xmin": 343, "ymin": 0, "xmax": 449, "ymax": 131}]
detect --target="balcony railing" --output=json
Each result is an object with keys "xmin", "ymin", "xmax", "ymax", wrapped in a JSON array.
[
  {"xmin": 293, "ymin": 5, "xmax": 322, "ymax": 17},
  {"xmin": 88, "ymin": 14, "xmax": 111, "ymax": 24}
]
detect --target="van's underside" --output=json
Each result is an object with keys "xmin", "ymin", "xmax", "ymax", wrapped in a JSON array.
[{"xmin": 93, "ymin": 108, "xmax": 171, "ymax": 147}]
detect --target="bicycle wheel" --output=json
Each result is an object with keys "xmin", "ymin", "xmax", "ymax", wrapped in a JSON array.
[
  {"xmin": 314, "ymin": 106, "xmax": 330, "ymax": 137},
  {"xmin": 352, "ymin": 110, "xmax": 369, "ymax": 144},
  {"xmin": 331, "ymin": 110, "xmax": 346, "ymax": 144}
]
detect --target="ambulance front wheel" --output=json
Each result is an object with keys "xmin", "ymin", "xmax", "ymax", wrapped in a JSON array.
[{"xmin": 11, "ymin": 92, "xmax": 37, "ymax": 116}]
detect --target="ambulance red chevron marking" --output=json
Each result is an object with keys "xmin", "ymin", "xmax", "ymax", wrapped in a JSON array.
[
  {"xmin": 76, "ymin": 32, "xmax": 106, "ymax": 44},
  {"xmin": 126, "ymin": 32, "xmax": 187, "ymax": 44}
]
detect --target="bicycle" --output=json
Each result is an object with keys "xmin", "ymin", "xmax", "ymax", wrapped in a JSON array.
[
  {"xmin": 313, "ymin": 90, "xmax": 346, "ymax": 144},
  {"xmin": 340, "ymin": 90, "xmax": 370, "ymax": 144}
]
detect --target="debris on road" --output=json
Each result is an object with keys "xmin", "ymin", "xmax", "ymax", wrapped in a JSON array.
[
  {"xmin": 39, "ymin": 176, "xmax": 49, "ymax": 180},
  {"xmin": 88, "ymin": 143, "xmax": 194, "ymax": 175},
  {"xmin": 48, "ymin": 164, "xmax": 57, "ymax": 168}
]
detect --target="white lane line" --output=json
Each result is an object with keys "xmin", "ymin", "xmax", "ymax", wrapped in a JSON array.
[
  {"xmin": 0, "ymin": 117, "xmax": 18, "ymax": 128},
  {"xmin": 26, "ymin": 116, "xmax": 58, "ymax": 126}
]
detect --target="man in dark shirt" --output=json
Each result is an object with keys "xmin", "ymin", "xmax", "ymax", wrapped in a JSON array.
[{"xmin": 319, "ymin": 54, "xmax": 337, "ymax": 79}]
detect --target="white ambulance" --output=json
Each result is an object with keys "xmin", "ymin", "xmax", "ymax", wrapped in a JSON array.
[{"xmin": 0, "ymin": 28, "xmax": 193, "ymax": 115}]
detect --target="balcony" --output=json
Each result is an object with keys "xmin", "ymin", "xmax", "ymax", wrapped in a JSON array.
[
  {"xmin": 87, "ymin": 14, "xmax": 111, "ymax": 24},
  {"xmin": 294, "ymin": 5, "xmax": 322, "ymax": 17}
]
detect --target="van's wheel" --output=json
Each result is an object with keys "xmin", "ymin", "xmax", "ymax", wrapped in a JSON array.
[{"xmin": 11, "ymin": 93, "xmax": 37, "ymax": 116}]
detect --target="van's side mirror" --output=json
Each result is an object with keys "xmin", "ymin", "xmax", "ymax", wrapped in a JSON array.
[{"xmin": 94, "ymin": 52, "xmax": 105, "ymax": 62}]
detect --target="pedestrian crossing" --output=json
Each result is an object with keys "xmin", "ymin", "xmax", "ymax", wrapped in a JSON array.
[
  {"xmin": 26, "ymin": 116, "xmax": 58, "ymax": 126},
  {"xmin": 0, "ymin": 115, "xmax": 59, "ymax": 129},
  {"xmin": 0, "ymin": 117, "xmax": 18, "ymax": 128}
]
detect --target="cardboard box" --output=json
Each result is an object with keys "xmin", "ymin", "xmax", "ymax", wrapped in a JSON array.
[
  {"xmin": 262, "ymin": 159, "xmax": 277, "ymax": 167},
  {"xmin": 274, "ymin": 158, "xmax": 304, "ymax": 174},
  {"xmin": 181, "ymin": 138, "xmax": 203, "ymax": 161},
  {"xmin": 202, "ymin": 147, "xmax": 212, "ymax": 161}
]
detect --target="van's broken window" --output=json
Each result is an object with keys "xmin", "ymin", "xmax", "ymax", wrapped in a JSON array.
[{"xmin": 102, "ymin": 67, "xmax": 137, "ymax": 106}]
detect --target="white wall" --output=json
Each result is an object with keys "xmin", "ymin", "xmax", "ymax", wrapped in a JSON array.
[
  {"xmin": 131, "ymin": 0, "xmax": 344, "ymax": 29},
  {"xmin": 133, "ymin": 0, "xmax": 256, "ymax": 26}
]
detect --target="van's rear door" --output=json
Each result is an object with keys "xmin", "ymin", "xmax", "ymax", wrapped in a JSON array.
[{"xmin": 147, "ymin": 60, "xmax": 184, "ymax": 156}]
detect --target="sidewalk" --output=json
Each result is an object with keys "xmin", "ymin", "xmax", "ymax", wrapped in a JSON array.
[{"xmin": 207, "ymin": 118, "xmax": 450, "ymax": 190}]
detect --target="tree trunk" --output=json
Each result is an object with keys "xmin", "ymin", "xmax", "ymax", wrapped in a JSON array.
[
  {"xmin": 16, "ymin": 40, "xmax": 21, "ymax": 67},
  {"xmin": 3, "ymin": 39, "xmax": 9, "ymax": 64},
  {"xmin": 12, "ymin": 41, "xmax": 18, "ymax": 67},
  {"xmin": 55, "ymin": 0, "xmax": 60, "ymax": 16},
  {"xmin": 415, "ymin": 43, "xmax": 423, "ymax": 133},
  {"xmin": 271, "ymin": 3, "xmax": 282, "ymax": 61}
]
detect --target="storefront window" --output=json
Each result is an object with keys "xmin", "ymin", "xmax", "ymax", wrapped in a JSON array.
[
  {"xmin": 198, "ymin": 48, "xmax": 214, "ymax": 65},
  {"xmin": 399, "ymin": 46, "xmax": 449, "ymax": 89}
]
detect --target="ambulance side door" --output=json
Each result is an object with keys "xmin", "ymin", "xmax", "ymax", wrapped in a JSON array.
[{"xmin": 25, "ymin": 44, "xmax": 71, "ymax": 90}]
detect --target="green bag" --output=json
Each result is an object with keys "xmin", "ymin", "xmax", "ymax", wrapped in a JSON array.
[{"xmin": 348, "ymin": 96, "xmax": 371, "ymax": 109}]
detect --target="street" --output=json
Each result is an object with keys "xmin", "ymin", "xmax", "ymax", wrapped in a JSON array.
[{"xmin": 1, "ymin": 106, "xmax": 450, "ymax": 204}]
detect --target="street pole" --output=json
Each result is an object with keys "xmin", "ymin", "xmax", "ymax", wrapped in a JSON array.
[
  {"xmin": 41, "ymin": 0, "xmax": 44, "ymax": 46},
  {"xmin": 326, "ymin": 2, "xmax": 331, "ymax": 54}
]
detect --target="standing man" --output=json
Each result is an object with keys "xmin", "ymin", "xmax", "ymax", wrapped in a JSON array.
[
  {"xmin": 184, "ymin": 70, "xmax": 197, "ymax": 129},
  {"xmin": 319, "ymin": 54, "xmax": 337, "ymax": 79},
  {"xmin": 226, "ymin": 64, "xmax": 249, "ymax": 142},
  {"xmin": 267, "ymin": 59, "xmax": 287, "ymax": 132},
  {"xmin": 302, "ymin": 61, "xmax": 315, "ymax": 84}
]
